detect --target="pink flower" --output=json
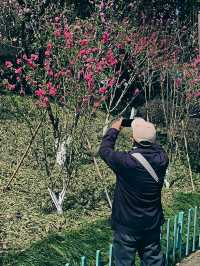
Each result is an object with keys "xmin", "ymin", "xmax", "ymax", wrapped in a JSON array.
[
  {"xmin": 47, "ymin": 42, "xmax": 53, "ymax": 50},
  {"xmin": 84, "ymin": 72, "xmax": 94, "ymax": 92},
  {"xmin": 6, "ymin": 83, "xmax": 15, "ymax": 90},
  {"xmin": 22, "ymin": 54, "xmax": 28, "ymax": 60},
  {"xmin": 35, "ymin": 89, "xmax": 46, "ymax": 97},
  {"xmin": 79, "ymin": 48, "xmax": 98, "ymax": 57},
  {"xmin": 79, "ymin": 39, "xmax": 89, "ymax": 46},
  {"xmin": 133, "ymin": 88, "xmax": 140, "ymax": 96},
  {"xmin": 69, "ymin": 60, "xmax": 75, "ymax": 65},
  {"xmin": 54, "ymin": 72, "xmax": 58, "ymax": 79},
  {"xmin": 54, "ymin": 29, "xmax": 61, "ymax": 38},
  {"xmin": 49, "ymin": 87, "xmax": 57, "ymax": 96},
  {"xmin": 47, "ymin": 69, "xmax": 54, "ymax": 76},
  {"xmin": 91, "ymin": 47, "xmax": 99, "ymax": 53},
  {"xmin": 134, "ymin": 36, "xmax": 148, "ymax": 55},
  {"xmin": 44, "ymin": 60, "xmax": 50, "ymax": 71},
  {"xmin": 186, "ymin": 92, "xmax": 193, "ymax": 100},
  {"xmin": 100, "ymin": 12, "xmax": 106, "ymax": 23},
  {"xmin": 108, "ymin": 78, "xmax": 115, "ymax": 88},
  {"xmin": 117, "ymin": 43, "xmax": 124, "ymax": 49},
  {"xmin": 16, "ymin": 58, "xmax": 22, "ymax": 65},
  {"xmin": 45, "ymin": 42, "xmax": 53, "ymax": 57},
  {"xmin": 56, "ymin": 84, "xmax": 61, "ymax": 90},
  {"xmin": 125, "ymin": 36, "xmax": 131, "ymax": 43},
  {"xmin": 99, "ymin": 1, "xmax": 105, "ymax": 10},
  {"xmin": 85, "ymin": 63, "xmax": 93, "ymax": 72},
  {"xmin": 25, "ymin": 75, "xmax": 30, "ymax": 81},
  {"xmin": 64, "ymin": 28, "xmax": 73, "ymax": 48},
  {"xmin": 79, "ymin": 49, "xmax": 90, "ymax": 57},
  {"xmin": 31, "ymin": 54, "xmax": 39, "ymax": 61},
  {"xmin": 45, "ymin": 50, "xmax": 51, "ymax": 57},
  {"xmin": 96, "ymin": 58, "xmax": 106, "ymax": 73},
  {"xmin": 106, "ymin": 49, "xmax": 117, "ymax": 66},
  {"xmin": 85, "ymin": 57, "xmax": 96, "ymax": 63},
  {"xmin": 27, "ymin": 59, "xmax": 37, "ymax": 69},
  {"xmin": 39, "ymin": 96, "xmax": 49, "ymax": 108},
  {"xmin": 99, "ymin": 87, "xmax": 107, "ymax": 94},
  {"xmin": 47, "ymin": 82, "xmax": 53, "ymax": 89},
  {"xmin": 5, "ymin": 61, "xmax": 13, "ymax": 68},
  {"xmin": 175, "ymin": 78, "xmax": 182, "ymax": 88},
  {"xmin": 150, "ymin": 32, "xmax": 157, "ymax": 42},
  {"xmin": 46, "ymin": 82, "xmax": 57, "ymax": 96},
  {"xmin": 15, "ymin": 67, "xmax": 23, "ymax": 74},
  {"xmin": 102, "ymin": 31, "xmax": 110, "ymax": 44},
  {"xmin": 55, "ymin": 16, "xmax": 60, "ymax": 23},
  {"xmin": 31, "ymin": 80, "xmax": 38, "ymax": 86},
  {"xmin": 64, "ymin": 27, "xmax": 71, "ymax": 39},
  {"xmin": 84, "ymin": 72, "xmax": 93, "ymax": 82},
  {"xmin": 65, "ymin": 69, "xmax": 72, "ymax": 78},
  {"xmin": 192, "ymin": 55, "xmax": 200, "ymax": 68}
]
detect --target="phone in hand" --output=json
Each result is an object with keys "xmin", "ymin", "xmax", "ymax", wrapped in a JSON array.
[{"xmin": 121, "ymin": 119, "xmax": 134, "ymax": 127}]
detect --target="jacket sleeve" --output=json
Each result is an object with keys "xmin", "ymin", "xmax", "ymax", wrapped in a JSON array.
[{"xmin": 98, "ymin": 128, "xmax": 129, "ymax": 173}]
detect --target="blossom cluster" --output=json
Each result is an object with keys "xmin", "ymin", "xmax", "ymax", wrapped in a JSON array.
[{"xmin": 2, "ymin": 1, "xmax": 200, "ymax": 110}]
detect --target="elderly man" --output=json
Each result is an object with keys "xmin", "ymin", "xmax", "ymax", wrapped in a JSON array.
[{"xmin": 99, "ymin": 118, "xmax": 168, "ymax": 266}]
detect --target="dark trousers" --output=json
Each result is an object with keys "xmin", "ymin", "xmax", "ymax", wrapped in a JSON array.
[{"xmin": 113, "ymin": 228, "xmax": 165, "ymax": 266}]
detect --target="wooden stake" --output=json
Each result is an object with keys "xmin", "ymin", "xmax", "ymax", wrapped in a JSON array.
[
  {"xmin": 3, "ymin": 113, "xmax": 46, "ymax": 191},
  {"xmin": 182, "ymin": 121, "xmax": 195, "ymax": 191}
]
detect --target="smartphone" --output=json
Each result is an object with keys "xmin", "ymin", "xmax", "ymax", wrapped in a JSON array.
[{"xmin": 121, "ymin": 119, "xmax": 133, "ymax": 127}]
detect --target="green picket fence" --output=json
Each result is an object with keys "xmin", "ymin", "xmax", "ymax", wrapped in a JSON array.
[{"xmin": 65, "ymin": 207, "xmax": 200, "ymax": 266}]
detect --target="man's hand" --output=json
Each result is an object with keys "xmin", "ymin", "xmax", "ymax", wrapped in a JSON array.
[{"xmin": 111, "ymin": 118, "xmax": 123, "ymax": 131}]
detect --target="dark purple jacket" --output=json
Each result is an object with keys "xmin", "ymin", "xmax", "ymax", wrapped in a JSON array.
[{"xmin": 99, "ymin": 128, "xmax": 169, "ymax": 234}]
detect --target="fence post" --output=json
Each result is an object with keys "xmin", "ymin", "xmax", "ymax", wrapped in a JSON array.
[
  {"xmin": 199, "ymin": 232, "xmax": 200, "ymax": 248},
  {"xmin": 81, "ymin": 256, "xmax": 87, "ymax": 266},
  {"xmin": 96, "ymin": 250, "xmax": 101, "ymax": 266},
  {"xmin": 192, "ymin": 206, "xmax": 198, "ymax": 252},
  {"xmin": 165, "ymin": 219, "xmax": 170, "ymax": 266},
  {"xmin": 108, "ymin": 244, "xmax": 113, "ymax": 266},
  {"xmin": 172, "ymin": 215, "xmax": 178, "ymax": 264},
  {"xmin": 176, "ymin": 211, "xmax": 184, "ymax": 260},
  {"xmin": 186, "ymin": 208, "xmax": 192, "ymax": 256}
]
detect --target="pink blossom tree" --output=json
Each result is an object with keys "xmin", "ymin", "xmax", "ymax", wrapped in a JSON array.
[{"xmin": 2, "ymin": 1, "xmax": 199, "ymax": 210}]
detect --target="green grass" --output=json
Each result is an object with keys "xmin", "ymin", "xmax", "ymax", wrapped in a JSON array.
[{"xmin": 2, "ymin": 218, "xmax": 112, "ymax": 266}]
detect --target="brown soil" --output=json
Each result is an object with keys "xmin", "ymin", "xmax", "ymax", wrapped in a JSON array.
[{"xmin": 176, "ymin": 251, "xmax": 200, "ymax": 266}]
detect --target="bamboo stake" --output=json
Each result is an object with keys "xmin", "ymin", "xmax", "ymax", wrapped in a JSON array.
[
  {"xmin": 182, "ymin": 121, "xmax": 195, "ymax": 191},
  {"xmin": 3, "ymin": 112, "xmax": 46, "ymax": 191},
  {"xmin": 86, "ymin": 137, "xmax": 112, "ymax": 209}
]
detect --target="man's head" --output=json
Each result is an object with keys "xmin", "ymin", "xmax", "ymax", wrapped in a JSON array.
[{"xmin": 131, "ymin": 118, "xmax": 156, "ymax": 146}]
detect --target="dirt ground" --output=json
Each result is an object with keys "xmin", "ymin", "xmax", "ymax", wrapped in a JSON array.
[{"xmin": 177, "ymin": 251, "xmax": 200, "ymax": 266}]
